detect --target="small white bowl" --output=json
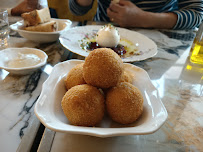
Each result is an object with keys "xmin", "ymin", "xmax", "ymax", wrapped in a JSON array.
[
  {"xmin": 10, "ymin": 18, "xmax": 72, "ymax": 43},
  {"xmin": 0, "ymin": 48, "xmax": 48, "ymax": 75}
]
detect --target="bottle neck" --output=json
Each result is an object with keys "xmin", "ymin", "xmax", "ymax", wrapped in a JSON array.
[{"xmin": 196, "ymin": 22, "xmax": 203, "ymax": 42}]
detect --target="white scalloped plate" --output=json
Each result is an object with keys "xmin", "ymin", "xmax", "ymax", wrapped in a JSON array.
[
  {"xmin": 59, "ymin": 25, "xmax": 157, "ymax": 62},
  {"xmin": 35, "ymin": 60, "xmax": 167, "ymax": 137}
]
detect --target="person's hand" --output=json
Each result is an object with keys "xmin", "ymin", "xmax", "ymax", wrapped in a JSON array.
[
  {"xmin": 107, "ymin": 0, "xmax": 148, "ymax": 28},
  {"xmin": 107, "ymin": 0, "xmax": 178, "ymax": 29},
  {"xmin": 11, "ymin": 0, "xmax": 40, "ymax": 16}
]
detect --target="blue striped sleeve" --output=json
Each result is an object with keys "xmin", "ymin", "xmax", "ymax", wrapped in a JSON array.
[
  {"xmin": 69, "ymin": 0, "xmax": 93, "ymax": 16},
  {"xmin": 173, "ymin": 0, "xmax": 203, "ymax": 29}
]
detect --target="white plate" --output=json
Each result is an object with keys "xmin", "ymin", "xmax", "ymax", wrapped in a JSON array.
[
  {"xmin": 59, "ymin": 25, "xmax": 157, "ymax": 62},
  {"xmin": 10, "ymin": 18, "xmax": 72, "ymax": 43},
  {"xmin": 35, "ymin": 60, "xmax": 167, "ymax": 137},
  {"xmin": 0, "ymin": 48, "xmax": 48, "ymax": 75}
]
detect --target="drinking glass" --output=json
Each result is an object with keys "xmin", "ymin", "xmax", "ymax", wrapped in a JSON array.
[{"xmin": 0, "ymin": 9, "xmax": 9, "ymax": 50}]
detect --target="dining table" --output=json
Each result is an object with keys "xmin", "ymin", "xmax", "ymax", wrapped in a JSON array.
[{"xmin": 0, "ymin": 13, "xmax": 203, "ymax": 152}]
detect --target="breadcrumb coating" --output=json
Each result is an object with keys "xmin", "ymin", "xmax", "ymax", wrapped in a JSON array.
[
  {"xmin": 61, "ymin": 84, "xmax": 105, "ymax": 126},
  {"xmin": 83, "ymin": 48, "xmax": 124, "ymax": 88},
  {"xmin": 65, "ymin": 63, "xmax": 86, "ymax": 90},
  {"xmin": 106, "ymin": 82, "xmax": 143, "ymax": 124},
  {"xmin": 119, "ymin": 70, "xmax": 133, "ymax": 84}
]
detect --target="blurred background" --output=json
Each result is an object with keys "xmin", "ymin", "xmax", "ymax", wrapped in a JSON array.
[
  {"xmin": 1, "ymin": 0, "xmax": 47, "ymax": 8},
  {"xmin": 1, "ymin": 0, "xmax": 97, "ymax": 22}
]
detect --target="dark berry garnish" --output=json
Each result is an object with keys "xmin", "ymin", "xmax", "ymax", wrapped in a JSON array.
[
  {"xmin": 87, "ymin": 42, "xmax": 101, "ymax": 50},
  {"xmin": 87, "ymin": 42, "xmax": 127, "ymax": 56}
]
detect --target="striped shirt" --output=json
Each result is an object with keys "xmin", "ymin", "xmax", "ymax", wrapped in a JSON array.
[{"xmin": 69, "ymin": 0, "xmax": 203, "ymax": 30}]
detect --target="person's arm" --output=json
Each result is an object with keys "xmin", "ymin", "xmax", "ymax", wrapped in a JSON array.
[
  {"xmin": 11, "ymin": 0, "xmax": 39, "ymax": 16},
  {"xmin": 107, "ymin": 0, "xmax": 202, "ymax": 29},
  {"xmin": 107, "ymin": 1, "xmax": 178, "ymax": 29},
  {"xmin": 173, "ymin": 0, "xmax": 203, "ymax": 29},
  {"xmin": 69, "ymin": 0, "xmax": 93, "ymax": 16},
  {"xmin": 107, "ymin": 1, "xmax": 177, "ymax": 29},
  {"xmin": 139, "ymin": 12, "xmax": 178, "ymax": 29}
]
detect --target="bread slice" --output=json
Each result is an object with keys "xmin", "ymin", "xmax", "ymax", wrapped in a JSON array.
[
  {"xmin": 24, "ymin": 21, "xmax": 57, "ymax": 32},
  {"xmin": 21, "ymin": 8, "xmax": 51, "ymax": 26}
]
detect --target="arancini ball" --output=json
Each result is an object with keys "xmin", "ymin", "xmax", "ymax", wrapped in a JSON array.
[
  {"xmin": 106, "ymin": 82, "xmax": 143, "ymax": 124},
  {"xmin": 65, "ymin": 63, "xmax": 86, "ymax": 90},
  {"xmin": 61, "ymin": 84, "xmax": 105, "ymax": 126},
  {"xmin": 119, "ymin": 70, "xmax": 133, "ymax": 84},
  {"xmin": 83, "ymin": 48, "xmax": 123, "ymax": 88}
]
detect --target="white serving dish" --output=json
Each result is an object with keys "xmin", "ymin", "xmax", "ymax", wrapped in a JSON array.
[
  {"xmin": 0, "ymin": 48, "xmax": 48, "ymax": 75},
  {"xmin": 59, "ymin": 25, "xmax": 157, "ymax": 62},
  {"xmin": 10, "ymin": 18, "xmax": 72, "ymax": 43},
  {"xmin": 35, "ymin": 60, "xmax": 168, "ymax": 137}
]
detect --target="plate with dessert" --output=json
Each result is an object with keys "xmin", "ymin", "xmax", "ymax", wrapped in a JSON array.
[
  {"xmin": 59, "ymin": 24, "xmax": 157, "ymax": 62},
  {"xmin": 10, "ymin": 8, "xmax": 72, "ymax": 43},
  {"xmin": 35, "ymin": 48, "xmax": 167, "ymax": 137}
]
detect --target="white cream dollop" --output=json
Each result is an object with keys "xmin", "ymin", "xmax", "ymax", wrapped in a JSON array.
[
  {"xmin": 7, "ymin": 53, "xmax": 41, "ymax": 68},
  {"xmin": 96, "ymin": 24, "xmax": 120, "ymax": 47}
]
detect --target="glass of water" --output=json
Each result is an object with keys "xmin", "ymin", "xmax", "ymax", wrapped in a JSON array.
[{"xmin": 0, "ymin": 9, "xmax": 9, "ymax": 50}]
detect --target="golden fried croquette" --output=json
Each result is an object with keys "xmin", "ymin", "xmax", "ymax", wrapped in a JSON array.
[
  {"xmin": 106, "ymin": 82, "xmax": 143, "ymax": 124},
  {"xmin": 83, "ymin": 48, "xmax": 123, "ymax": 88},
  {"xmin": 65, "ymin": 63, "xmax": 86, "ymax": 90},
  {"xmin": 61, "ymin": 84, "xmax": 105, "ymax": 126},
  {"xmin": 119, "ymin": 70, "xmax": 133, "ymax": 84}
]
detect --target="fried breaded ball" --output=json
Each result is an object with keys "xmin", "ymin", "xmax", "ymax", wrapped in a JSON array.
[
  {"xmin": 65, "ymin": 63, "xmax": 86, "ymax": 90},
  {"xmin": 106, "ymin": 82, "xmax": 143, "ymax": 124},
  {"xmin": 83, "ymin": 48, "xmax": 123, "ymax": 88},
  {"xmin": 61, "ymin": 84, "xmax": 105, "ymax": 126},
  {"xmin": 119, "ymin": 70, "xmax": 133, "ymax": 84}
]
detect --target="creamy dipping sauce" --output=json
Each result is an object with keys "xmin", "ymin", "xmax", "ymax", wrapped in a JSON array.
[{"xmin": 7, "ymin": 53, "xmax": 41, "ymax": 68}]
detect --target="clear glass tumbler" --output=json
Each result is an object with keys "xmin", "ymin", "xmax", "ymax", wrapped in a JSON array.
[{"xmin": 0, "ymin": 9, "xmax": 9, "ymax": 50}]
